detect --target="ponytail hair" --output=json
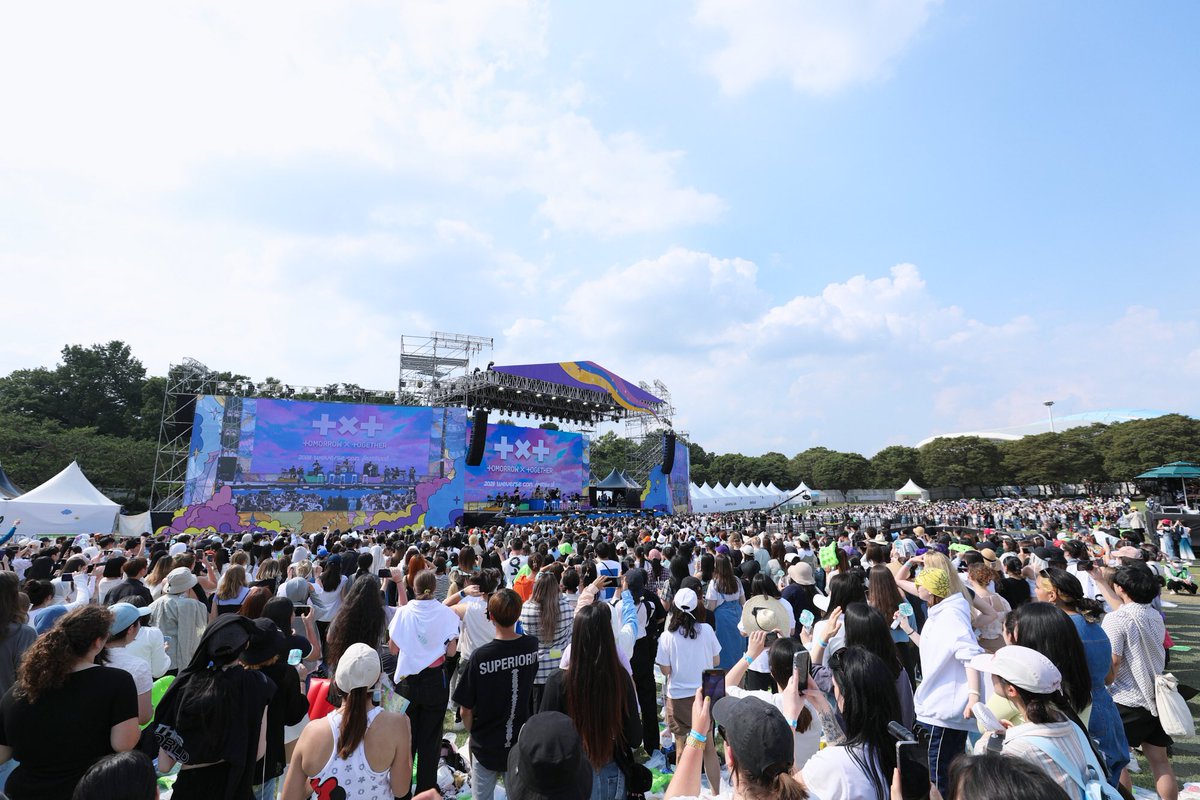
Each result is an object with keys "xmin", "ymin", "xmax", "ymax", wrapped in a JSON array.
[
  {"xmin": 1039, "ymin": 567, "xmax": 1105, "ymax": 624},
  {"xmin": 764, "ymin": 771, "xmax": 807, "ymax": 800},
  {"xmin": 337, "ymin": 686, "xmax": 371, "ymax": 759},
  {"xmin": 413, "ymin": 569, "xmax": 436, "ymax": 599}
]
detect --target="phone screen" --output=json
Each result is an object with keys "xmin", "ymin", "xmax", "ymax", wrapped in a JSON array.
[
  {"xmin": 701, "ymin": 669, "xmax": 726, "ymax": 703},
  {"xmin": 377, "ymin": 569, "xmax": 391, "ymax": 579},
  {"xmin": 293, "ymin": 605, "xmax": 307, "ymax": 617}
]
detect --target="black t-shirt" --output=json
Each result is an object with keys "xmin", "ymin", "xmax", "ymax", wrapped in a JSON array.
[
  {"xmin": 451, "ymin": 635, "xmax": 538, "ymax": 770},
  {"xmin": 0, "ymin": 666, "xmax": 138, "ymax": 800},
  {"xmin": 997, "ymin": 576, "xmax": 1031, "ymax": 610}
]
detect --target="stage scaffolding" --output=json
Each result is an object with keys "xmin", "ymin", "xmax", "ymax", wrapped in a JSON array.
[
  {"xmin": 399, "ymin": 332, "xmax": 494, "ymax": 409},
  {"xmin": 150, "ymin": 358, "xmax": 220, "ymax": 512},
  {"xmin": 621, "ymin": 379, "xmax": 688, "ymax": 484}
]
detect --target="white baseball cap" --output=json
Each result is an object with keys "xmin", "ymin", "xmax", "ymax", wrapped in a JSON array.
[
  {"xmin": 673, "ymin": 587, "xmax": 699, "ymax": 613},
  {"xmin": 335, "ymin": 642, "xmax": 382, "ymax": 692},
  {"xmin": 969, "ymin": 645, "xmax": 1062, "ymax": 694}
]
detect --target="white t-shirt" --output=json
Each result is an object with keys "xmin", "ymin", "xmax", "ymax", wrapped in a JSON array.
[
  {"xmin": 458, "ymin": 595, "xmax": 493, "ymax": 658},
  {"xmin": 655, "ymin": 624, "xmax": 721, "ymax": 699},
  {"xmin": 801, "ymin": 743, "xmax": 888, "ymax": 800},
  {"xmin": 502, "ymin": 554, "xmax": 527, "ymax": 587},
  {"xmin": 596, "ymin": 559, "xmax": 621, "ymax": 601},
  {"xmin": 106, "ymin": 645, "xmax": 153, "ymax": 695},
  {"xmin": 388, "ymin": 599, "xmax": 461, "ymax": 680}
]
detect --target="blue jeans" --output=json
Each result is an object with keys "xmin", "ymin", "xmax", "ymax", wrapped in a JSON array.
[
  {"xmin": 916, "ymin": 722, "xmax": 968, "ymax": 798},
  {"xmin": 0, "ymin": 758, "xmax": 17, "ymax": 792},
  {"xmin": 471, "ymin": 760, "xmax": 503, "ymax": 800},
  {"xmin": 591, "ymin": 760, "xmax": 625, "ymax": 800},
  {"xmin": 253, "ymin": 774, "xmax": 281, "ymax": 800}
]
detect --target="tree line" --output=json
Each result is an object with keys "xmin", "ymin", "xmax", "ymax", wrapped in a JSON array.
[{"xmin": 2, "ymin": 342, "xmax": 1198, "ymax": 510}]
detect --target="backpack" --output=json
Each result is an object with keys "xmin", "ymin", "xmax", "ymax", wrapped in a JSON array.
[{"xmin": 1022, "ymin": 732, "xmax": 1121, "ymax": 800}]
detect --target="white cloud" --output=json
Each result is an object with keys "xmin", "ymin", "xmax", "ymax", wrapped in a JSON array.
[
  {"xmin": 694, "ymin": 0, "xmax": 940, "ymax": 95},
  {"xmin": 0, "ymin": 1, "xmax": 718, "ymax": 236}
]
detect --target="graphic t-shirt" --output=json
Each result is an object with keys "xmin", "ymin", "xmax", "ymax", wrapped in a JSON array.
[
  {"xmin": 452, "ymin": 635, "xmax": 539, "ymax": 771},
  {"xmin": 0, "ymin": 666, "xmax": 138, "ymax": 800},
  {"xmin": 502, "ymin": 554, "xmax": 528, "ymax": 588}
]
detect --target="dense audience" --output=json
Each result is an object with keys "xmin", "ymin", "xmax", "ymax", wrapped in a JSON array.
[{"xmin": 0, "ymin": 497, "xmax": 1191, "ymax": 799}]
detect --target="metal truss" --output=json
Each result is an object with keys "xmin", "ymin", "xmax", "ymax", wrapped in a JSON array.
[
  {"xmin": 150, "ymin": 358, "xmax": 219, "ymax": 512},
  {"xmin": 399, "ymin": 332, "xmax": 493, "ymax": 408}
]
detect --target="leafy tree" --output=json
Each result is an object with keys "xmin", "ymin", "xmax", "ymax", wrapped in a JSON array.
[
  {"xmin": 688, "ymin": 442, "xmax": 713, "ymax": 485},
  {"xmin": 811, "ymin": 451, "xmax": 870, "ymax": 496},
  {"xmin": 588, "ymin": 431, "xmax": 635, "ymax": 479},
  {"xmin": 919, "ymin": 436, "xmax": 1004, "ymax": 492},
  {"xmin": 868, "ymin": 445, "xmax": 923, "ymax": 489},
  {"xmin": 790, "ymin": 447, "xmax": 836, "ymax": 487},
  {"xmin": 1097, "ymin": 414, "xmax": 1200, "ymax": 480},
  {"xmin": 0, "ymin": 342, "xmax": 148, "ymax": 438},
  {"xmin": 538, "ymin": 422, "xmax": 560, "ymax": 430},
  {"xmin": 751, "ymin": 451, "xmax": 793, "ymax": 488}
]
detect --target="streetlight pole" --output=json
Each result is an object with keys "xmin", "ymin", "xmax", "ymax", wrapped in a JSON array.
[{"xmin": 1044, "ymin": 401, "xmax": 1056, "ymax": 433}]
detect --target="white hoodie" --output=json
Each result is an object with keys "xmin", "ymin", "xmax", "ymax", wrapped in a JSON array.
[{"xmin": 914, "ymin": 592, "xmax": 983, "ymax": 731}]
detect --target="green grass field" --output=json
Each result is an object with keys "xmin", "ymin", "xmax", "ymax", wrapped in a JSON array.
[{"xmin": 1146, "ymin": 586, "xmax": 1200, "ymax": 794}]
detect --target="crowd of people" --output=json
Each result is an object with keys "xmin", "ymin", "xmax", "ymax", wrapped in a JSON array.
[{"xmin": 0, "ymin": 501, "xmax": 1192, "ymax": 800}]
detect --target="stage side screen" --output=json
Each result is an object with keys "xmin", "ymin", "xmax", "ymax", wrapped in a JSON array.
[
  {"xmin": 177, "ymin": 396, "xmax": 466, "ymax": 531},
  {"xmin": 463, "ymin": 422, "xmax": 588, "ymax": 510}
]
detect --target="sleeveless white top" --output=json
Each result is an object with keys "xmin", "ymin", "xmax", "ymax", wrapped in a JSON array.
[{"xmin": 311, "ymin": 707, "xmax": 392, "ymax": 800}]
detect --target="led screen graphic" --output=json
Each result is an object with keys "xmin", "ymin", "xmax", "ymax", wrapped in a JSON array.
[
  {"xmin": 463, "ymin": 423, "xmax": 588, "ymax": 507},
  {"xmin": 179, "ymin": 396, "xmax": 466, "ymax": 532}
]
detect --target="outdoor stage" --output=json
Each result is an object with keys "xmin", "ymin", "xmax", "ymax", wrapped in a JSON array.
[{"xmin": 156, "ymin": 348, "xmax": 691, "ymax": 534}]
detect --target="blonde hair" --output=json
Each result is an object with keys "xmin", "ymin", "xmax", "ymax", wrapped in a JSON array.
[
  {"xmin": 217, "ymin": 565, "xmax": 249, "ymax": 601},
  {"xmin": 922, "ymin": 551, "xmax": 976, "ymax": 615},
  {"xmin": 292, "ymin": 560, "xmax": 313, "ymax": 579}
]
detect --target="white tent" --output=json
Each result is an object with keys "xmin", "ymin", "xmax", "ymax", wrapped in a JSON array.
[
  {"xmin": 895, "ymin": 479, "xmax": 930, "ymax": 502},
  {"xmin": 0, "ymin": 461, "xmax": 118, "ymax": 535}
]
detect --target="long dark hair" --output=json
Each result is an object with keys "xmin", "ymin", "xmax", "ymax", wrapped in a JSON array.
[
  {"xmin": 749, "ymin": 573, "xmax": 780, "ymax": 600},
  {"xmin": 668, "ymin": 554, "xmax": 690, "ymax": 595},
  {"xmin": 866, "ymin": 564, "xmax": 903, "ymax": 622},
  {"xmin": 531, "ymin": 571, "xmax": 562, "ymax": 643},
  {"xmin": 326, "ymin": 575, "xmax": 385, "ymax": 670},
  {"xmin": 320, "ymin": 558, "xmax": 343, "ymax": 592},
  {"xmin": 1039, "ymin": 567, "xmax": 1105, "ymax": 624},
  {"xmin": 17, "ymin": 605, "xmax": 112, "ymax": 702},
  {"xmin": 338, "ymin": 686, "xmax": 373, "ymax": 759},
  {"xmin": 565, "ymin": 603, "xmax": 627, "ymax": 768},
  {"xmin": 826, "ymin": 572, "xmax": 866, "ymax": 618},
  {"xmin": 1010, "ymin": 602, "xmax": 1091, "ymax": 716},
  {"xmin": 699, "ymin": 552, "xmax": 715, "ymax": 584},
  {"xmin": 829, "ymin": 646, "xmax": 900, "ymax": 800},
  {"xmin": 842, "ymin": 603, "xmax": 903, "ymax": 681},
  {"xmin": 713, "ymin": 555, "xmax": 739, "ymax": 595},
  {"xmin": 766, "ymin": 637, "xmax": 813, "ymax": 734}
]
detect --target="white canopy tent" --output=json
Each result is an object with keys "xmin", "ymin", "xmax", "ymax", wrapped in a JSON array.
[
  {"xmin": 895, "ymin": 479, "xmax": 930, "ymax": 502},
  {"xmin": 0, "ymin": 461, "xmax": 118, "ymax": 535}
]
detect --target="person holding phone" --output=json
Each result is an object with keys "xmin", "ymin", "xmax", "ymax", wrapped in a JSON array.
[
  {"xmin": 663, "ymin": 691, "xmax": 805, "ymax": 800},
  {"xmin": 655, "ymin": 587, "xmax": 721, "ymax": 792},
  {"xmin": 723, "ymin": 630, "xmax": 820, "ymax": 771}
]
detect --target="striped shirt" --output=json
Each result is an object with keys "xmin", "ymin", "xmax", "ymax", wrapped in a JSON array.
[
  {"xmin": 518, "ymin": 595, "xmax": 574, "ymax": 686},
  {"xmin": 1102, "ymin": 601, "xmax": 1165, "ymax": 712}
]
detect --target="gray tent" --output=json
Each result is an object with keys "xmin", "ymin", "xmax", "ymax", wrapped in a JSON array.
[{"xmin": 0, "ymin": 463, "xmax": 23, "ymax": 500}]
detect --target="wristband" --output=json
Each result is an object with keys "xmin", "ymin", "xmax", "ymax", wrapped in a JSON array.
[
  {"xmin": 967, "ymin": 691, "xmax": 980, "ymax": 697},
  {"xmin": 688, "ymin": 730, "xmax": 707, "ymax": 743},
  {"xmin": 685, "ymin": 734, "xmax": 707, "ymax": 750},
  {"xmin": 786, "ymin": 717, "xmax": 798, "ymax": 729},
  {"xmin": 816, "ymin": 639, "xmax": 828, "ymax": 649},
  {"xmin": 743, "ymin": 654, "xmax": 755, "ymax": 665}
]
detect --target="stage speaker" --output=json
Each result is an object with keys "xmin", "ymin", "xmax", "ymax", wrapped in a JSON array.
[
  {"xmin": 466, "ymin": 409, "xmax": 489, "ymax": 466},
  {"xmin": 216, "ymin": 456, "xmax": 238, "ymax": 482},
  {"xmin": 661, "ymin": 431, "xmax": 677, "ymax": 475}
]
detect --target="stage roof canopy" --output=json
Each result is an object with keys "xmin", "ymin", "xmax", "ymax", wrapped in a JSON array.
[{"xmin": 430, "ymin": 360, "xmax": 666, "ymax": 425}]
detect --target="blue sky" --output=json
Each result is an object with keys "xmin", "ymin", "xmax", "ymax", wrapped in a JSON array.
[{"xmin": 1, "ymin": 1, "xmax": 1197, "ymax": 458}]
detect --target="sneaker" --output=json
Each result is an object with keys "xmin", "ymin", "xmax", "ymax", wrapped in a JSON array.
[
  {"xmin": 451, "ymin": 719, "xmax": 465, "ymax": 731},
  {"xmin": 1128, "ymin": 750, "xmax": 1141, "ymax": 772}
]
